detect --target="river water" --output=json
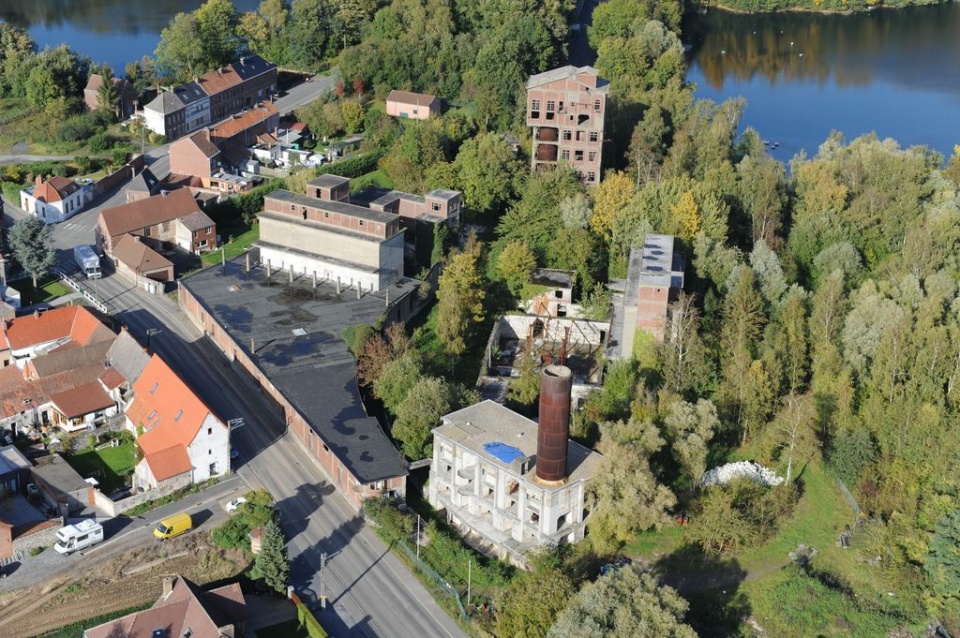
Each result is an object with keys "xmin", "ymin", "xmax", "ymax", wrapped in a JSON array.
[
  {"xmin": 0, "ymin": 0, "xmax": 259, "ymax": 73},
  {"xmin": 684, "ymin": 3, "xmax": 960, "ymax": 161}
]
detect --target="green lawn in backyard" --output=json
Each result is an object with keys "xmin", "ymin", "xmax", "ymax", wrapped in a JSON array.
[
  {"xmin": 255, "ymin": 620, "xmax": 308, "ymax": 638},
  {"xmin": 66, "ymin": 443, "xmax": 136, "ymax": 493},
  {"xmin": 202, "ymin": 225, "xmax": 260, "ymax": 266},
  {"xmin": 9, "ymin": 276, "xmax": 70, "ymax": 305}
]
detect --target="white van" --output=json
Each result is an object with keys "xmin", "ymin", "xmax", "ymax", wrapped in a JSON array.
[{"xmin": 54, "ymin": 519, "xmax": 104, "ymax": 554}]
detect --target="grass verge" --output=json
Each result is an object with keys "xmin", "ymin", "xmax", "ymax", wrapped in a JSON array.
[{"xmin": 257, "ymin": 619, "xmax": 309, "ymax": 638}]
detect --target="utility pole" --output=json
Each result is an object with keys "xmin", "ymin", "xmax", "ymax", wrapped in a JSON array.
[
  {"xmin": 319, "ymin": 551, "xmax": 328, "ymax": 610},
  {"xmin": 416, "ymin": 514, "xmax": 421, "ymax": 566},
  {"xmin": 467, "ymin": 559, "xmax": 472, "ymax": 609}
]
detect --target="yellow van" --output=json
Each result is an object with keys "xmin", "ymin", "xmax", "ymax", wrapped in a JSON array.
[{"xmin": 154, "ymin": 513, "xmax": 193, "ymax": 540}]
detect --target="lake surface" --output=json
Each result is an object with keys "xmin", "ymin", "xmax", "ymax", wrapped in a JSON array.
[
  {"xmin": 0, "ymin": 0, "xmax": 259, "ymax": 72},
  {"xmin": 684, "ymin": 3, "xmax": 960, "ymax": 162}
]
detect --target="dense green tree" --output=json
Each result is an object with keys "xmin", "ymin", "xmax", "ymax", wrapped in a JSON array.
[
  {"xmin": 374, "ymin": 353, "xmax": 422, "ymax": 413},
  {"xmin": 496, "ymin": 553, "xmax": 573, "ymax": 638},
  {"xmin": 496, "ymin": 240, "xmax": 537, "ymax": 298},
  {"xmin": 95, "ymin": 65, "xmax": 119, "ymax": 119},
  {"xmin": 195, "ymin": 0, "xmax": 243, "ymax": 68},
  {"xmin": 547, "ymin": 566, "xmax": 696, "ymax": 638},
  {"xmin": 379, "ymin": 121, "xmax": 447, "ymax": 193},
  {"xmin": 497, "ymin": 167, "xmax": 584, "ymax": 263},
  {"xmin": 392, "ymin": 376, "xmax": 454, "ymax": 459},
  {"xmin": 250, "ymin": 519, "xmax": 290, "ymax": 594},
  {"xmin": 453, "ymin": 132, "xmax": 524, "ymax": 216},
  {"xmin": 589, "ymin": 418, "xmax": 676, "ymax": 553},
  {"xmin": 926, "ymin": 511, "xmax": 960, "ymax": 599},
  {"xmin": 664, "ymin": 399, "xmax": 719, "ymax": 486},
  {"xmin": 436, "ymin": 237, "xmax": 485, "ymax": 358},
  {"xmin": 155, "ymin": 12, "xmax": 206, "ymax": 80},
  {"xmin": 9, "ymin": 216, "xmax": 55, "ymax": 288}
]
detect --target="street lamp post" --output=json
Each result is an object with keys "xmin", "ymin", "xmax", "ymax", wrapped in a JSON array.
[{"xmin": 145, "ymin": 328, "xmax": 161, "ymax": 349}]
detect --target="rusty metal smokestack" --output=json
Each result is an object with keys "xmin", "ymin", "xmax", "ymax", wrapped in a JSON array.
[{"xmin": 536, "ymin": 364, "xmax": 572, "ymax": 484}]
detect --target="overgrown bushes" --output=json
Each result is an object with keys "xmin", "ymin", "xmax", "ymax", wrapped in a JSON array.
[
  {"xmin": 314, "ymin": 150, "xmax": 383, "ymax": 179},
  {"xmin": 210, "ymin": 489, "xmax": 276, "ymax": 555}
]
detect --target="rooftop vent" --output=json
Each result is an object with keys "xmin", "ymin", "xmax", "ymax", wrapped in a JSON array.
[{"xmin": 292, "ymin": 328, "xmax": 307, "ymax": 336}]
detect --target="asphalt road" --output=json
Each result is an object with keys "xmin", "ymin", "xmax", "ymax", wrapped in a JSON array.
[
  {"xmin": 0, "ymin": 474, "xmax": 251, "ymax": 594},
  {"xmin": 71, "ymin": 272, "xmax": 465, "ymax": 638}
]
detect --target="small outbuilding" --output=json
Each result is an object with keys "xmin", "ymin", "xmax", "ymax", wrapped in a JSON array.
[{"xmin": 386, "ymin": 90, "xmax": 440, "ymax": 120}]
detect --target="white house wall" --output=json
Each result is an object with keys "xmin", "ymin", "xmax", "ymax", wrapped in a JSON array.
[{"xmin": 187, "ymin": 412, "xmax": 230, "ymax": 482}]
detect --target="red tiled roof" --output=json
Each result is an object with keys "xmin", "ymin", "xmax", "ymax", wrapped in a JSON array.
[
  {"xmin": 197, "ymin": 66, "xmax": 243, "ymax": 96},
  {"xmin": 99, "ymin": 367, "xmax": 126, "ymax": 390},
  {"xmin": 4, "ymin": 307, "xmax": 112, "ymax": 351},
  {"xmin": 33, "ymin": 176, "xmax": 80, "ymax": 204},
  {"xmin": 128, "ymin": 356, "xmax": 221, "ymax": 477},
  {"xmin": 113, "ymin": 234, "xmax": 174, "ymax": 275},
  {"xmin": 387, "ymin": 90, "xmax": 438, "ymax": 107},
  {"xmin": 210, "ymin": 102, "xmax": 278, "ymax": 142},
  {"xmin": 143, "ymin": 444, "xmax": 192, "ymax": 482},
  {"xmin": 99, "ymin": 189, "xmax": 202, "ymax": 241},
  {"xmin": 48, "ymin": 382, "xmax": 114, "ymax": 419}
]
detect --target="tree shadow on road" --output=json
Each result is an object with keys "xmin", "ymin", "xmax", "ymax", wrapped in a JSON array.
[{"xmin": 653, "ymin": 544, "xmax": 751, "ymax": 637}]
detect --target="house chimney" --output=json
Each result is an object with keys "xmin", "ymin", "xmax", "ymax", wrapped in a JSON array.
[
  {"xmin": 35, "ymin": 175, "xmax": 42, "ymax": 188},
  {"xmin": 245, "ymin": 252, "xmax": 250, "ymax": 273},
  {"xmin": 288, "ymin": 268, "xmax": 293, "ymax": 284},
  {"xmin": 536, "ymin": 365, "xmax": 573, "ymax": 484},
  {"xmin": 162, "ymin": 576, "xmax": 176, "ymax": 597}
]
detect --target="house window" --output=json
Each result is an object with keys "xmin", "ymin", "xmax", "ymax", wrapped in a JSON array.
[
  {"xmin": 193, "ymin": 230, "xmax": 199, "ymax": 238},
  {"xmin": 147, "ymin": 410, "xmax": 158, "ymax": 420},
  {"xmin": 207, "ymin": 427, "xmax": 213, "ymax": 435},
  {"xmin": 588, "ymin": 171, "xmax": 597, "ymax": 182},
  {"xmin": 561, "ymin": 149, "xmax": 570, "ymax": 160},
  {"xmin": 588, "ymin": 151, "xmax": 597, "ymax": 162},
  {"xmin": 358, "ymin": 220, "xmax": 364, "ymax": 226},
  {"xmin": 150, "ymin": 382, "xmax": 159, "ymax": 394},
  {"xmin": 575, "ymin": 150, "xmax": 584, "ymax": 161},
  {"xmin": 532, "ymin": 99, "xmax": 541, "ymax": 111},
  {"xmin": 174, "ymin": 410, "xmax": 183, "ymax": 422},
  {"xmin": 546, "ymin": 100, "xmax": 555, "ymax": 112},
  {"xmin": 431, "ymin": 202, "xmax": 441, "ymax": 212},
  {"xmin": 589, "ymin": 131, "xmax": 599, "ymax": 143},
  {"xmin": 562, "ymin": 130, "xmax": 571, "ymax": 141},
  {"xmin": 209, "ymin": 449, "xmax": 212, "ymax": 455},
  {"xmin": 209, "ymin": 462, "xmax": 217, "ymax": 475},
  {"xmin": 576, "ymin": 131, "xmax": 584, "ymax": 142},
  {"xmin": 594, "ymin": 99, "xmax": 601, "ymax": 111}
]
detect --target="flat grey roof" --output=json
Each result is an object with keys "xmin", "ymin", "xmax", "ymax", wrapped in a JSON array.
[
  {"xmin": 308, "ymin": 174, "xmax": 350, "ymax": 189},
  {"xmin": 526, "ymin": 65, "xmax": 610, "ymax": 93},
  {"xmin": 435, "ymin": 400, "xmax": 602, "ymax": 487},
  {"xmin": 531, "ymin": 269, "xmax": 574, "ymax": 289},
  {"xmin": 180, "ymin": 248, "xmax": 417, "ymax": 482},
  {"xmin": 32, "ymin": 454, "xmax": 88, "ymax": 493},
  {"xmin": 426, "ymin": 189, "xmax": 460, "ymax": 201},
  {"xmin": 266, "ymin": 190, "xmax": 397, "ymax": 225},
  {"xmin": 0, "ymin": 445, "xmax": 31, "ymax": 477}
]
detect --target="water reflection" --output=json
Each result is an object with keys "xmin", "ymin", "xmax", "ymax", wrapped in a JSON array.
[
  {"xmin": 686, "ymin": 4, "xmax": 960, "ymax": 93},
  {"xmin": 0, "ymin": 0, "xmax": 214, "ymax": 34}
]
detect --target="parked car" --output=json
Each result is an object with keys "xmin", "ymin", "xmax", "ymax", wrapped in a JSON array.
[{"xmin": 225, "ymin": 497, "xmax": 247, "ymax": 514}]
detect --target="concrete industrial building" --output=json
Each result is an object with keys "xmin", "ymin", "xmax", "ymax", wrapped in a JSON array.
[
  {"xmin": 526, "ymin": 66, "xmax": 608, "ymax": 185},
  {"xmin": 257, "ymin": 175, "xmax": 461, "ymax": 292},
  {"xmin": 178, "ymin": 248, "xmax": 425, "ymax": 509},
  {"xmin": 428, "ymin": 367, "xmax": 601, "ymax": 566},
  {"xmin": 618, "ymin": 234, "xmax": 685, "ymax": 350}
]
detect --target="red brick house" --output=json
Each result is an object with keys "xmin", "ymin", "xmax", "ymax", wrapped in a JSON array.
[
  {"xmin": 169, "ymin": 131, "xmax": 222, "ymax": 187},
  {"xmin": 83, "ymin": 73, "xmax": 138, "ymax": 119},
  {"xmin": 96, "ymin": 189, "xmax": 216, "ymax": 256}
]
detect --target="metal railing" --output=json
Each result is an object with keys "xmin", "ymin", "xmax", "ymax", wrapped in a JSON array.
[{"xmin": 55, "ymin": 267, "xmax": 110, "ymax": 314}]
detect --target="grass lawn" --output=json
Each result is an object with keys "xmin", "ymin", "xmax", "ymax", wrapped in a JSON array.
[
  {"xmin": 628, "ymin": 462, "xmax": 924, "ymax": 637},
  {"xmin": 350, "ymin": 169, "xmax": 395, "ymax": 192},
  {"xmin": 10, "ymin": 276, "xmax": 71, "ymax": 305},
  {"xmin": 255, "ymin": 620, "xmax": 308, "ymax": 638},
  {"xmin": 66, "ymin": 443, "xmax": 136, "ymax": 493},
  {"xmin": 202, "ymin": 225, "xmax": 259, "ymax": 267}
]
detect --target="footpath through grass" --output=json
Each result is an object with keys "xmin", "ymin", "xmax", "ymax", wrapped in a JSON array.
[{"xmin": 628, "ymin": 462, "xmax": 922, "ymax": 637}]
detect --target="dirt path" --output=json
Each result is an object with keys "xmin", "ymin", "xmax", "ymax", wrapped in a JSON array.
[{"xmin": 0, "ymin": 535, "xmax": 247, "ymax": 637}]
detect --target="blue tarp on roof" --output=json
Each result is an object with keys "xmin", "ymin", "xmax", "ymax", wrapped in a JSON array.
[{"xmin": 483, "ymin": 441, "xmax": 525, "ymax": 464}]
